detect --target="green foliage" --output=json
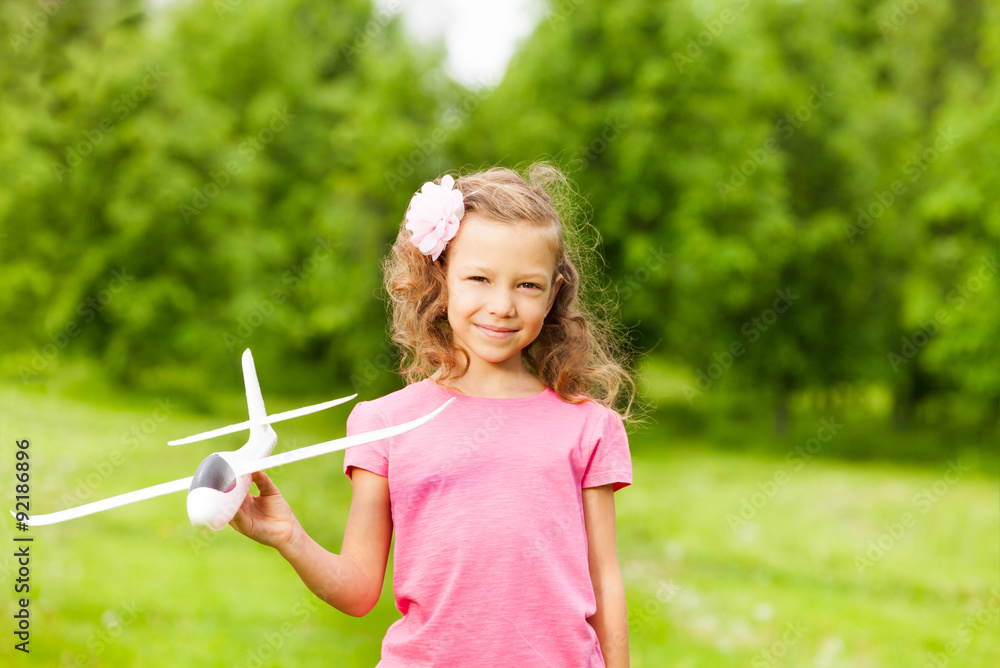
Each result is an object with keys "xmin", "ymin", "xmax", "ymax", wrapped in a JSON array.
[
  {"xmin": 0, "ymin": 0, "xmax": 995, "ymax": 446},
  {"xmin": 0, "ymin": 0, "xmax": 454, "ymax": 400},
  {"xmin": 447, "ymin": 0, "xmax": 998, "ymax": 435}
]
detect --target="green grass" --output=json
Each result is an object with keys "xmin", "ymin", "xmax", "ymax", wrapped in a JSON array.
[{"xmin": 1, "ymin": 381, "xmax": 997, "ymax": 667}]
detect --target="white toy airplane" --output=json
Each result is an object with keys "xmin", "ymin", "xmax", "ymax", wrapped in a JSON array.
[{"xmin": 13, "ymin": 349, "xmax": 453, "ymax": 531}]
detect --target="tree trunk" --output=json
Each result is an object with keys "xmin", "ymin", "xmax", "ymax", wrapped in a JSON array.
[{"xmin": 773, "ymin": 386, "xmax": 790, "ymax": 436}]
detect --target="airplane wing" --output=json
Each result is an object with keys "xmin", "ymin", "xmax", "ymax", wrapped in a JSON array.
[
  {"xmin": 12, "ymin": 398, "xmax": 454, "ymax": 527},
  {"xmin": 13, "ymin": 476, "xmax": 194, "ymax": 527},
  {"xmin": 236, "ymin": 397, "xmax": 455, "ymax": 476},
  {"xmin": 167, "ymin": 394, "xmax": 358, "ymax": 445}
]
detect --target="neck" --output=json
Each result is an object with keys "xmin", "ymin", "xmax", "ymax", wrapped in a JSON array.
[{"xmin": 431, "ymin": 362, "xmax": 546, "ymax": 399}]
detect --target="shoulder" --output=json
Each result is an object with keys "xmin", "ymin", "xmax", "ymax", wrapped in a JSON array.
[
  {"xmin": 555, "ymin": 391, "xmax": 621, "ymax": 422},
  {"xmin": 349, "ymin": 379, "xmax": 438, "ymax": 423},
  {"xmin": 571, "ymin": 397, "xmax": 631, "ymax": 491},
  {"xmin": 345, "ymin": 380, "xmax": 442, "ymax": 444},
  {"xmin": 565, "ymin": 396, "xmax": 629, "ymax": 453},
  {"xmin": 531, "ymin": 390, "xmax": 624, "ymax": 437}
]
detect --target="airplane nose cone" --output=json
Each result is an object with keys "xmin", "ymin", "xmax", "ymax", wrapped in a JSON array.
[
  {"xmin": 187, "ymin": 487, "xmax": 229, "ymax": 531},
  {"xmin": 188, "ymin": 453, "xmax": 243, "ymax": 531}
]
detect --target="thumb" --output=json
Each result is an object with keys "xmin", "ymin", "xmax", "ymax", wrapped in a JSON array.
[{"xmin": 251, "ymin": 470, "xmax": 281, "ymax": 496}]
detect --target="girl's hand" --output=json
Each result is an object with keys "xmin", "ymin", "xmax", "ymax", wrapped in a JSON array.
[{"xmin": 229, "ymin": 471, "xmax": 300, "ymax": 550}]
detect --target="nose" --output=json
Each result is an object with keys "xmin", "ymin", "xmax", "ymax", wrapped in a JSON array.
[{"xmin": 487, "ymin": 287, "xmax": 516, "ymax": 317}]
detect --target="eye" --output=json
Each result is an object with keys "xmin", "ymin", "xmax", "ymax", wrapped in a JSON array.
[
  {"xmin": 468, "ymin": 276, "xmax": 488, "ymax": 283},
  {"xmin": 520, "ymin": 282, "xmax": 542, "ymax": 290}
]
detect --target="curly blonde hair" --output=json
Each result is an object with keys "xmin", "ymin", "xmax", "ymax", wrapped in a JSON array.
[{"xmin": 382, "ymin": 162, "xmax": 638, "ymax": 422}]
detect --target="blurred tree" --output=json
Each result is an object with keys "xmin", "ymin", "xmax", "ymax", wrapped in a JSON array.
[
  {"xmin": 0, "ymin": 0, "xmax": 454, "ymax": 401},
  {"xmin": 890, "ymin": 0, "xmax": 999, "ymax": 434},
  {"xmin": 446, "ymin": 0, "xmax": 996, "ymax": 436},
  {"xmin": 1, "ymin": 0, "xmax": 994, "ymax": 447},
  {"xmin": 448, "ymin": 0, "xmax": 885, "ymax": 432}
]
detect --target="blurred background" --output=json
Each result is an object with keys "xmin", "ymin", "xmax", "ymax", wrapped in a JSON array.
[{"xmin": 1, "ymin": 0, "xmax": 997, "ymax": 666}]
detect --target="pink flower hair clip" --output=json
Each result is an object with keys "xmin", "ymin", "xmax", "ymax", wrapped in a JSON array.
[{"xmin": 405, "ymin": 175, "xmax": 465, "ymax": 261}]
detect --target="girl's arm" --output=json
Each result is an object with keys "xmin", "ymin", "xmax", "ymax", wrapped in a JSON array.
[
  {"xmin": 230, "ymin": 469, "xmax": 392, "ymax": 617},
  {"xmin": 583, "ymin": 483, "xmax": 630, "ymax": 667}
]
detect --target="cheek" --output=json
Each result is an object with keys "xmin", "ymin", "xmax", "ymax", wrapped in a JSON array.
[
  {"xmin": 520, "ymin": 298, "xmax": 550, "ymax": 324},
  {"xmin": 447, "ymin": 289, "xmax": 473, "ymax": 314}
]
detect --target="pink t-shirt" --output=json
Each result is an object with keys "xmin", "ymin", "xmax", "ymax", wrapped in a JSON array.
[{"xmin": 342, "ymin": 378, "xmax": 631, "ymax": 668}]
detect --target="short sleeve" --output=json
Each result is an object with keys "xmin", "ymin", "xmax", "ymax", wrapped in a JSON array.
[
  {"xmin": 581, "ymin": 409, "xmax": 632, "ymax": 492},
  {"xmin": 342, "ymin": 400, "xmax": 390, "ymax": 479}
]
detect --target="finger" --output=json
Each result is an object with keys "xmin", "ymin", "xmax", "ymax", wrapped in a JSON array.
[
  {"xmin": 229, "ymin": 511, "xmax": 244, "ymax": 532},
  {"xmin": 251, "ymin": 470, "xmax": 280, "ymax": 496}
]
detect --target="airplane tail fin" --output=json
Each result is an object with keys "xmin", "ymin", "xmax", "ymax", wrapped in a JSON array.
[
  {"xmin": 242, "ymin": 349, "xmax": 268, "ymax": 433},
  {"xmin": 166, "ymin": 349, "xmax": 355, "ymax": 446}
]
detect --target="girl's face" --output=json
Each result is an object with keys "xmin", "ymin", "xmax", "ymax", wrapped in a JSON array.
[{"xmin": 444, "ymin": 213, "xmax": 563, "ymax": 377}]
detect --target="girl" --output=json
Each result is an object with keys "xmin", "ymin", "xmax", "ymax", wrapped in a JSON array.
[{"xmin": 231, "ymin": 163, "xmax": 637, "ymax": 667}]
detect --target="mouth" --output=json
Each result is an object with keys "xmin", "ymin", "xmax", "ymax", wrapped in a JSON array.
[{"xmin": 475, "ymin": 324, "xmax": 518, "ymax": 338}]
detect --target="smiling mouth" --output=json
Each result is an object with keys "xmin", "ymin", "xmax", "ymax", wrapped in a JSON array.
[{"xmin": 475, "ymin": 324, "xmax": 518, "ymax": 337}]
